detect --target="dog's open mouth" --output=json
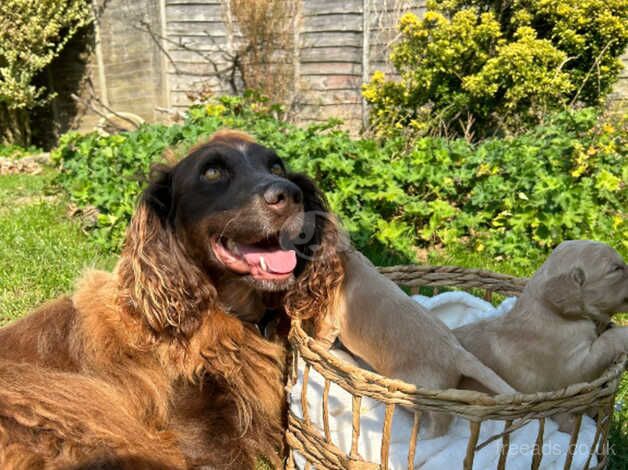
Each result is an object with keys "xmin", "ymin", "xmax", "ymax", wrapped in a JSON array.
[{"xmin": 210, "ymin": 236, "xmax": 297, "ymax": 281}]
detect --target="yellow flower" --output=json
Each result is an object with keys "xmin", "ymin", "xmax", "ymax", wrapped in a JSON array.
[{"xmin": 602, "ymin": 123, "xmax": 615, "ymax": 134}]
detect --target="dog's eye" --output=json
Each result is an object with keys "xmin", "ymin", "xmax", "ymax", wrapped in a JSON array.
[
  {"xmin": 270, "ymin": 163, "xmax": 285, "ymax": 176},
  {"xmin": 204, "ymin": 167, "xmax": 224, "ymax": 181},
  {"xmin": 611, "ymin": 264, "xmax": 625, "ymax": 273}
]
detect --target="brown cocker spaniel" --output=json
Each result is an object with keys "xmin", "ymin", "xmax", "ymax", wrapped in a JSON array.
[{"xmin": 0, "ymin": 130, "xmax": 343, "ymax": 469}]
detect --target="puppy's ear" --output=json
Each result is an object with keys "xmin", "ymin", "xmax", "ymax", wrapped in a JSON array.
[
  {"xmin": 117, "ymin": 166, "xmax": 216, "ymax": 338},
  {"xmin": 541, "ymin": 267, "xmax": 586, "ymax": 316},
  {"xmin": 283, "ymin": 173, "xmax": 345, "ymax": 322}
]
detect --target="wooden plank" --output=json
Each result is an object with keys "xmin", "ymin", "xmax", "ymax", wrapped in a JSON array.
[
  {"xmin": 168, "ymin": 48, "xmax": 236, "ymax": 63},
  {"xmin": 296, "ymin": 103, "xmax": 362, "ymax": 119},
  {"xmin": 302, "ymin": 0, "xmax": 362, "ymax": 15},
  {"xmin": 166, "ymin": 4, "xmax": 223, "ymax": 22},
  {"xmin": 300, "ymin": 74, "xmax": 362, "ymax": 90},
  {"xmin": 166, "ymin": 31, "xmax": 228, "ymax": 39},
  {"xmin": 300, "ymin": 31, "xmax": 362, "ymax": 48},
  {"xmin": 167, "ymin": 74, "xmax": 222, "ymax": 90},
  {"xmin": 301, "ymin": 47, "xmax": 362, "ymax": 63},
  {"xmin": 166, "ymin": 20, "xmax": 227, "ymax": 35},
  {"xmin": 297, "ymin": 91, "xmax": 362, "ymax": 106},
  {"xmin": 166, "ymin": 61, "xmax": 234, "ymax": 76},
  {"xmin": 300, "ymin": 62, "xmax": 362, "ymax": 75},
  {"xmin": 167, "ymin": 40, "xmax": 228, "ymax": 53},
  {"xmin": 302, "ymin": 14, "xmax": 363, "ymax": 33},
  {"xmin": 166, "ymin": 0, "xmax": 221, "ymax": 5}
]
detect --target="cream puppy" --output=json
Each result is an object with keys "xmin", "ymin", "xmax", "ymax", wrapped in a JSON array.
[
  {"xmin": 455, "ymin": 240, "xmax": 628, "ymax": 395},
  {"xmin": 316, "ymin": 249, "xmax": 516, "ymax": 438}
]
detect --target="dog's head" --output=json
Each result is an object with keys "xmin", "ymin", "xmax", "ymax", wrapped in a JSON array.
[
  {"xmin": 529, "ymin": 240, "xmax": 628, "ymax": 323},
  {"xmin": 117, "ymin": 130, "xmax": 344, "ymax": 337}
]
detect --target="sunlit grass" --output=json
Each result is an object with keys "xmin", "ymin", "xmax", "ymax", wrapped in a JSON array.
[{"xmin": 0, "ymin": 171, "xmax": 116, "ymax": 325}]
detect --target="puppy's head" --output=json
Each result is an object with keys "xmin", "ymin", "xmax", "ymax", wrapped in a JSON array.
[
  {"xmin": 531, "ymin": 240, "xmax": 628, "ymax": 322},
  {"xmin": 117, "ymin": 130, "xmax": 344, "ymax": 336}
]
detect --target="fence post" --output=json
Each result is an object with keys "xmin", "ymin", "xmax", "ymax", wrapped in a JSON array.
[{"xmin": 361, "ymin": 0, "xmax": 371, "ymax": 130}]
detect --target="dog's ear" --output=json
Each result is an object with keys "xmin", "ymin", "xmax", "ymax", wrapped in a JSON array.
[
  {"xmin": 117, "ymin": 166, "xmax": 216, "ymax": 339},
  {"xmin": 283, "ymin": 173, "xmax": 345, "ymax": 321},
  {"xmin": 540, "ymin": 267, "xmax": 586, "ymax": 316},
  {"xmin": 142, "ymin": 164, "xmax": 173, "ymax": 220}
]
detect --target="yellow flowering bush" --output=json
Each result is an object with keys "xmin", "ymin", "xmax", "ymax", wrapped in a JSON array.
[
  {"xmin": 363, "ymin": 0, "xmax": 627, "ymax": 138},
  {"xmin": 0, "ymin": 0, "xmax": 92, "ymax": 146}
]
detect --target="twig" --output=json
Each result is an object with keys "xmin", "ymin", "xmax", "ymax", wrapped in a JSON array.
[
  {"xmin": 570, "ymin": 40, "xmax": 615, "ymax": 106},
  {"xmin": 70, "ymin": 81, "xmax": 142, "ymax": 131},
  {"xmin": 136, "ymin": 20, "xmax": 182, "ymax": 75}
]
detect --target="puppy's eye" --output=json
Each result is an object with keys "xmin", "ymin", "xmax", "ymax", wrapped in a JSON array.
[
  {"xmin": 270, "ymin": 163, "xmax": 285, "ymax": 176},
  {"xmin": 204, "ymin": 167, "xmax": 224, "ymax": 181},
  {"xmin": 611, "ymin": 264, "xmax": 625, "ymax": 273}
]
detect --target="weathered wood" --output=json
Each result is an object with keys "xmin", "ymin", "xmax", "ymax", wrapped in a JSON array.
[
  {"xmin": 301, "ymin": 74, "xmax": 363, "ymax": 91},
  {"xmin": 167, "ymin": 21, "xmax": 227, "ymax": 35},
  {"xmin": 300, "ymin": 62, "xmax": 362, "ymax": 76},
  {"xmin": 166, "ymin": 4, "xmax": 223, "ymax": 22},
  {"xmin": 302, "ymin": 14, "xmax": 363, "ymax": 33},
  {"xmin": 168, "ymin": 48, "xmax": 240, "ymax": 63},
  {"xmin": 301, "ymin": 47, "xmax": 362, "ymax": 63},
  {"xmin": 302, "ymin": 0, "xmax": 363, "ymax": 16},
  {"xmin": 296, "ymin": 103, "xmax": 363, "ymax": 120},
  {"xmin": 300, "ymin": 90, "xmax": 362, "ymax": 105},
  {"xmin": 166, "ymin": 0, "xmax": 221, "ymax": 5},
  {"xmin": 168, "ymin": 74, "xmax": 222, "ymax": 90},
  {"xmin": 300, "ymin": 32, "xmax": 363, "ymax": 48}
]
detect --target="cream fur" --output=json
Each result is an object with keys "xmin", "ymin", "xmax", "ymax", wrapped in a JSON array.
[
  {"xmin": 316, "ymin": 249, "xmax": 516, "ymax": 437},
  {"xmin": 455, "ymin": 240, "xmax": 628, "ymax": 395}
]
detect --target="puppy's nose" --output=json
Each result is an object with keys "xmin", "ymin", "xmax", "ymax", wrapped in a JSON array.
[{"xmin": 263, "ymin": 181, "xmax": 302, "ymax": 214}]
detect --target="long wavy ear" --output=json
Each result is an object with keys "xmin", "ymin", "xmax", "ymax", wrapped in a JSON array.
[
  {"xmin": 117, "ymin": 166, "xmax": 216, "ymax": 339},
  {"xmin": 283, "ymin": 174, "xmax": 346, "ymax": 322}
]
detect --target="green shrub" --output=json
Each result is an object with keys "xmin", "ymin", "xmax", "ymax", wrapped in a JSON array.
[
  {"xmin": 363, "ymin": 0, "xmax": 627, "ymax": 139},
  {"xmin": 0, "ymin": 0, "xmax": 92, "ymax": 146},
  {"xmin": 52, "ymin": 97, "xmax": 627, "ymax": 269}
]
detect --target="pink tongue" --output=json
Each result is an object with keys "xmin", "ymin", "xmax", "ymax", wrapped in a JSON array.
[{"xmin": 239, "ymin": 244, "xmax": 297, "ymax": 274}]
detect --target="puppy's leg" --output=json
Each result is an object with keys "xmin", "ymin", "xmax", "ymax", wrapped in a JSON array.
[
  {"xmin": 393, "ymin": 368, "xmax": 458, "ymax": 439},
  {"xmin": 313, "ymin": 311, "xmax": 341, "ymax": 349},
  {"xmin": 423, "ymin": 412, "xmax": 454, "ymax": 439},
  {"xmin": 455, "ymin": 349, "xmax": 516, "ymax": 395},
  {"xmin": 579, "ymin": 326, "xmax": 628, "ymax": 378}
]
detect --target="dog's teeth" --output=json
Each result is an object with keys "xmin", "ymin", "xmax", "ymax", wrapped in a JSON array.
[
  {"xmin": 226, "ymin": 238, "xmax": 240, "ymax": 254},
  {"xmin": 259, "ymin": 256, "xmax": 268, "ymax": 272}
]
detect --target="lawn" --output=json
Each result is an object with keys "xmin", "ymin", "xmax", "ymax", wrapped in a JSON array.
[
  {"xmin": 0, "ymin": 169, "xmax": 625, "ymax": 468},
  {"xmin": 0, "ymin": 170, "xmax": 116, "ymax": 325}
]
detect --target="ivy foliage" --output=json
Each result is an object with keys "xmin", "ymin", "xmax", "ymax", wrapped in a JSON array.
[
  {"xmin": 53, "ymin": 96, "xmax": 627, "ymax": 268},
  {"xmin": 362, "ymin": 0, "xmax": 627, "ymax": 139}
]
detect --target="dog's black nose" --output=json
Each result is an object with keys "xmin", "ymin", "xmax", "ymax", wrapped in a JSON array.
[{"xmin": 263, "ymin": 181, "xmax": 302, "ymax": 214}]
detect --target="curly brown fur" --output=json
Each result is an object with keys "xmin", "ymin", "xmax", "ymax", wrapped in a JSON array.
[
  {"xmin": 0, "ymin": 130, "xmax": 344, "ymax": 469},
  {"xmin": 283, "ymin": 174, "xmax": 345, "ymax": 325}
]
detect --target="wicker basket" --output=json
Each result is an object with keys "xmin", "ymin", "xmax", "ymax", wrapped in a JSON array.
[{"xmin": 285, "ymin": 265, "xmax": 627, "ymax": 470}]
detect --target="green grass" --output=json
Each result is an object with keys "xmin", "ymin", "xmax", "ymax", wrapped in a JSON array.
[
  {"xmin": 0, "ymin": 169, "xmax": 625, "ymax": 468},
  {"xmin": 0, "ymin": 170, "xmax": 116, "ymax": 325}
]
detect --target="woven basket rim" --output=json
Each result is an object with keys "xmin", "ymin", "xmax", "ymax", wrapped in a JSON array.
[
  {"xmin": 290, "ymin": 264, "xmax": 627, "ymax": 415},
  {"xmin": 291, "ymin": 319, "xmax": 626, "ymax": 407}
]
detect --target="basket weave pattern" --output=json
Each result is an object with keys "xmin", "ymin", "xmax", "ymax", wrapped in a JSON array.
[{"xmin": 285, "ymin": 265, "xmax": 626, "ymax": 470}]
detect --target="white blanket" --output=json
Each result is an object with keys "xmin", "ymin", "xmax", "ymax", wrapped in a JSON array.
[{"xmin": 289, "ymin": 292, "xmax": 599, "ymax": 469}]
